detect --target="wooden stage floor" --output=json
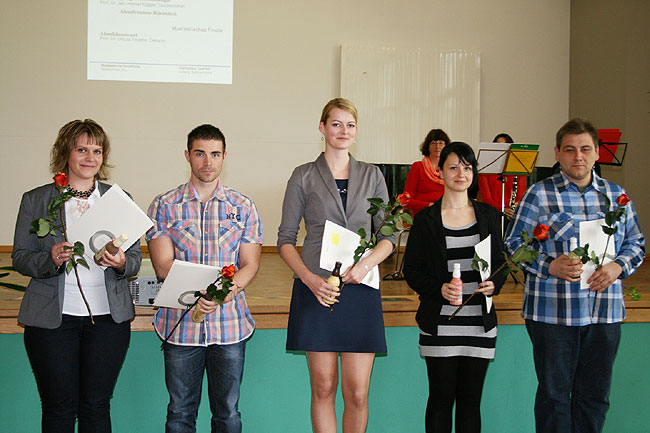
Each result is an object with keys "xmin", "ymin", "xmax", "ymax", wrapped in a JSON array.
[{"xmin": 1, "ymin": 251, "xmax": 649, "ymax": 333}]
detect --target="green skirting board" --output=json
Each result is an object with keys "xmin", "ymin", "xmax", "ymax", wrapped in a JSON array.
[{"xmin": 1, "ymin": 324, "xmax": 648, "ymax": 432}]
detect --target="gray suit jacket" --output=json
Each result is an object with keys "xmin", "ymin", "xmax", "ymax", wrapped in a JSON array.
[
  {"xmin": 12, "ymin": 182, "xmax": 142, "ymax": 329},
  {"xmin": 277, "ymin": 153, "xmax": 396, "ymax": 278}
]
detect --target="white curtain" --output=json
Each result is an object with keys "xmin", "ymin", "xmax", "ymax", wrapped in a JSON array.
[{"xmin": 341, "ymin": 46, "xmax": 480, "ymax": 164}]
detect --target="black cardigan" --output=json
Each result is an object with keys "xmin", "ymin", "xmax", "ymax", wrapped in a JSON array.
[{"xmin": 403, "ymin": 199, "xmax": 506, "ymax": 335}]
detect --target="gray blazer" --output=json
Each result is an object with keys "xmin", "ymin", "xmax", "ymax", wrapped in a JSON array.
[
  {"xmin": 277, "ymin": 153, "xmax": 395, "ymax": 278},
  {"xmin": 12, "ymin": 182, "xmax": 142, "ymax": 329}
]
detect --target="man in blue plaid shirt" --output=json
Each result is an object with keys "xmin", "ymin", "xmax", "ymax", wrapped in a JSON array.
[{"xmin": 505, "ymin": 118, "xmax": 645, "ymax": 433}]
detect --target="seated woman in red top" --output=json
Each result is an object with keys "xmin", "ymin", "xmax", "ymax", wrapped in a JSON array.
[
  {"xmin": 403, "ymin": 128, "xmax": 450, "ymax": 215},
  {"xmin": 477, "ymin": 133, "xmax": 525, "ymax": 220}
]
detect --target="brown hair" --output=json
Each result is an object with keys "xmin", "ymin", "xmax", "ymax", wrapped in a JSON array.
[
  {"xmin": 50, "ymin": 119, "xmax": 112, "ymax": 180},
  {"xmin": 419, "ymin": 129, "xmax": 451, "ymax": 156},
  {"xmin": 555, "ymin": 118, "xmax": 599, "ymax": 149},
  {"xmin": 320, "ymin": 98, "xmax": 358, "ymax": 124}
]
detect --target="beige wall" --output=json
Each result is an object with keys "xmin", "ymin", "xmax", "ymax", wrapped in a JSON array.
[
  {"xmin": 0, "ymin": 0, "xmax": 570, "ymax": 245},
  {"xmin": 570, "ymin": 0, "xmax": 650, "ymax": 234}
]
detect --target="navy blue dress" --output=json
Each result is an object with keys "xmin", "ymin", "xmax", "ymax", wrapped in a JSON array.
[{"xmin": 285, "ymin": 179, "xmax": 387, "ymax": 353}]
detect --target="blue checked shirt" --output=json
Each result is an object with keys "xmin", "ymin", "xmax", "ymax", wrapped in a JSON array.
[
  {"xmin": 146, "ymin": 180, "xmax": 263, "ymax": 345},
  {"xmin": 504, "ymin": 171, "xmax": 645, "ymax": 326}
]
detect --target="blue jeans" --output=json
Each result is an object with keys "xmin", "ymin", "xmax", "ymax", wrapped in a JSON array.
[
  {"xmin": 163, "ymin": 341, "xmax": 246, "ymax": 433},
  {"xmin": 525, "ymin": 320, "xmax": 621, "ymax": 433},
  {"xmin": 24, "ymin": 314, "xmax": 130, "ymax": 433}
]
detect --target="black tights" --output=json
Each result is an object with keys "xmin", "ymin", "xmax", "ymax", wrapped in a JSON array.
[{"xmin": 424, "ymin": 356, "xmax": 489, "ymax": 433}]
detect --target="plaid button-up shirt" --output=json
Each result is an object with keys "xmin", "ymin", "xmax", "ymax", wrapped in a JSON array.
[
  {"xmin": 147, "ymin": 180, "xmax": 263, "ymax": 345},
  {"xmin": 504, "ymin": 171, "xmax": 645, "ymax": 326}
]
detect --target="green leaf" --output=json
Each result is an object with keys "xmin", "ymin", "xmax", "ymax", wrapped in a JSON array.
[
  {"xmin": 384, "ymin": 214, "xmax": 397, "ymax": 223},
  {"xmin": 471, "ymin": 252, "xmax": 488, "ymax": 272},
  {"xmin": 357, "ymin": 228, "xmax": 366, "ymax": 239},
  {"xmin": 573, "ymin": 247, "xmax": 586, "ymax": 256},
  {"xmin": 76, "ymin": 258, "xmax": 89, "ymax": 270},
  {"xmin": 380, "ymin": 225, "xmax": 395, "ymax": 236},
  {"xmin": 400, "ymin": 212, "xmax": 413, "ymax": 225},
  {"xmin": 66, "ymin": 262, "xmax": 74, "ymax": 274},
  {"xmin": 367, "ymin": 206, "xmax": 380, "ymax": 216},
  {"xmin": 590, "ymin": 251, "xmax": 600, "ymax": 268},
  {"xmin": 602, "ymin": 226, "xmax": 617, "ymax": 236},
  {"xmin": 73, "ymin": 241, "xmax": 85, "ymax": 256},
  {"xmin": 29, "ymin": 219, "xmax": 41, "ymax": 234},
  {"xmin": 521, "ymin": 230, "xmax": 529, "ymax": 243},
  {"xmin": 367, "ymin": 197, "xmax": 384, "ymax": 207},
  {"xmin": 601, "ymin": 192, "xmax": 611, "ymax": 211},
  {"xmin": 34, "ymin": 219, "xmax": 51, "ymax": 237}
]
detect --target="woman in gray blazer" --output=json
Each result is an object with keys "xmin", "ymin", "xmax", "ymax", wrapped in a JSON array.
[
  {"xmin": 278, "ymin": 98, "xmax": 395, "ymax": 432},
  {"xmin": 12, "ymin": 119, "xmax": 141, "ymax": 433}
]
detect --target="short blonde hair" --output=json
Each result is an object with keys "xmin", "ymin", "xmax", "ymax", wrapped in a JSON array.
[
  {"xmin": 320, "ymin": 98, "xmax": 358, "ymax": 124},
  {"xmin": 50, "ymin": 119, "xmax": 112, "ymax": 180}
]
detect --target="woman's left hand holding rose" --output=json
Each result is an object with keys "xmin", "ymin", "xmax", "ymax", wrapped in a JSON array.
[
  {"xmin": 51, "ymin": 241, "xmax": 74, "ymax": 267},
  {"xmin": 475, "ymin": 280, "xmax": 495, "ymax": 296},
  {"xmin": 341, "ymin": 261, "xmax": 371, "ymax": 285}
]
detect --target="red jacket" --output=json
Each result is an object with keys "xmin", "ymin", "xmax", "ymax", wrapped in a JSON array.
[{"xmin": 403, "ymin": 161, "xmax": 445, "ymax": 215}]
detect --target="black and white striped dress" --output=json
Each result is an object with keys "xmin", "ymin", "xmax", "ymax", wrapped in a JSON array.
[{"xmin": 418, "ymin": 221, "xmax": 496, "ymax": 359}]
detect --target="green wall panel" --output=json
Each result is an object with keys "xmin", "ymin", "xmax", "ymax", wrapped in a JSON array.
[{"xmin": 1, "ymin": 324, "xmax": 647, "ymax": 432}]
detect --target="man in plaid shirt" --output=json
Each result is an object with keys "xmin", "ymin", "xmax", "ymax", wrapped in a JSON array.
[
  {"xmin": 505, "ymin": 118, "xmax": 645, "ymax": 433},
  {"xmin": 147, "ymin": 124, "xmax": 262, "ymax": 433}
]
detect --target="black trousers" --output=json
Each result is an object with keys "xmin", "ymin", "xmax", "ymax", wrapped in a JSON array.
[
  {"xmin": 24, "ymin": 314, "xmax": 130, "ymax": 433},
  {"xmin": 424, "ymin": 356, "xmax": 490, "ymax": 433}
]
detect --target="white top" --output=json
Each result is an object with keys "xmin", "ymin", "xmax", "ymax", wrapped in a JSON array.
[{"xmin": 62, "ymin": 183, "xmax": 111, "ymax": 316}]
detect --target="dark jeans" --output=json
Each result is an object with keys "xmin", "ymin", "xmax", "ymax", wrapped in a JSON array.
[
  {"xmin": 525, "ymin": 320, "xmax": 621, "ymax": 433},
  {"xmin": 163, "ymin": 340, "xmax": 246, "ymax": 433},
  {"xmin": 424, "ymin": 356, "xmax": 490, "ymax": 433},
  {"xmin": 24, "ymin": 314, "xmax": 130, "ymax": 433}
]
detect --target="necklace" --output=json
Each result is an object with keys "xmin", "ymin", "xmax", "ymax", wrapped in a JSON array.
[{"xmin": 67, "ymin": 183, "xmax": 96, "ymax": 199}]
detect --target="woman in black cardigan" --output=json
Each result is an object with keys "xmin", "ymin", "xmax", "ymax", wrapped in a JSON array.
[{"xmin": 403, "ymin": 142, "xmax": 506, "ymax": 433}]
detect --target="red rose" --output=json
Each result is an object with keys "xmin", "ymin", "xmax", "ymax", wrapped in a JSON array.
[
  {"xmin": 53, "ymin": 172, "xmax": 69, "ymax": 188},
  {"xmin": 616, "ymin": 194, "xmax": 630, "ymax": 206},
  {"xmin": 221, "ymin": 264, "xmax": 236, "ymax": 279},
  {"xmin": 396, "ymin": 192, "xmax": 410, "ymax": 206},
  {"xmin": 533, "ymin": 224, "xmax": 550, "ymax": 241}
]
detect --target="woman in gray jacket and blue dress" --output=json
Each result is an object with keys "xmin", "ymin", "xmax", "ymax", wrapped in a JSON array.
[{"xmin": 278, "ymin": 98, "xmax": 396, "ymax": 433}]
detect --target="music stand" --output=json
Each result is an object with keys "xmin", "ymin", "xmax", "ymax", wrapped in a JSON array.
[
  {"xmin": 477, "ymin": 143, "xmax": 539, "ymax": 232},
  {"xmin": 597, "ymin": 141, "xmax": 628, "ymax": 166}
]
